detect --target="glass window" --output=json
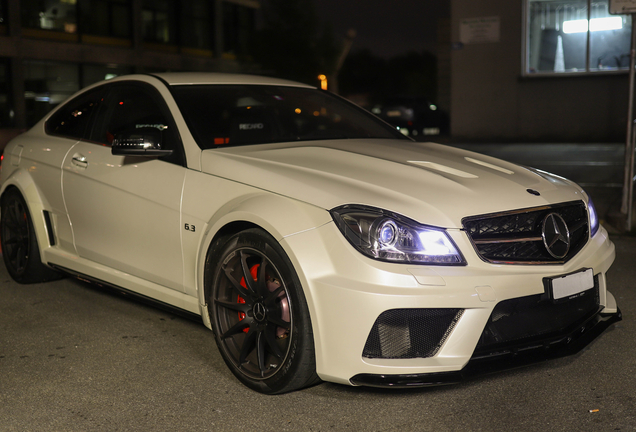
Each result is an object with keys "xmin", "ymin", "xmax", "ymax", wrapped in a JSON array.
[
  {"xmin": 171, "ymin": 85, "xmax": 407, "ymax": 150},
  {"xmin": 79, "ymin": 0, "xmax": 131, "ymax": 38},
  {"xmin": 180, "ymin": 0, "xmax": 213, "ymax": 50},
  {"xmin": 526, "ymin": 0, "xmax": 632, "ymax": 74},
  {"xmin": 142, "ymin": 0, "xmax": 175, "ymax": 44},
  {"xmin": 22, "ymin": 0, "xmax": 78, "ymax": 33},
  {"xmin": 45, "ymin": 86, "xmax": 105, "ymax": 139},
  {"xmin": 24, "ymin": 60, "xmax": 80, "ymax": 127},
  {"xmin": 223, "ymin": 3, "xmax": 255, "ymax": 56},
  {"xmin": 90, "ymin": 83, "xmax": 184, "ymax": 165},
  {"xmin": 0, "ymin": 59, "xmax": 14, "ymax": 127}
]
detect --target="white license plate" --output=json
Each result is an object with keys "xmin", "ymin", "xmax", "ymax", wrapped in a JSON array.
[{"xmin": 549, "ymin": 268, "xmax": 594, "ymax": 301}]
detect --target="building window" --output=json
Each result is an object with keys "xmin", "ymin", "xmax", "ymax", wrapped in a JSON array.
[
  {"xmin": 82, "ymin": 63, "xmax": 132, "ymax": 86},
  {"xmin": 24, "ymin": 60, "xmax": 79, "ymax": 127},
  {"xmin": 0, "ymin": 59, "xmax": 14, "ymax": 127},
  {"xmin": 79, "ymin": 0, "xmax": 131, "ymax": 38},
  {"xmin": 223, "ymin": 3, "xmax": 255, "ymax": 56},
  {"xmin": 22, "ymin": 0, "xmax": 78, "ymax": 33},
  {"xmin": 180, "ymin": 0, "xmax": 214, "ymax": 50},
  {"xmin": 525, "ymin": 0, "xmax": 632, "ymax": 74},
  {"xmin": 142, "ymin": 0, "xmax": 176, "ymax": 44}
]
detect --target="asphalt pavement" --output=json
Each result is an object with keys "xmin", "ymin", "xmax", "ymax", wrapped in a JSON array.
[{"xmin": 1, "ymin": 234, "xmax": 635, "ymax": 432}]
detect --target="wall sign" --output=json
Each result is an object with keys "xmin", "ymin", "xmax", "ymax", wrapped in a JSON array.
[{"xmin": 459, "ymin": 16, "xmax": 500, "ymax": 44}]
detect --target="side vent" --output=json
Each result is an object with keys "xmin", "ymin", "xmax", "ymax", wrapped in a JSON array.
[{"xmin": 42, "ymin": 211, "xmax": 56, "ymax": 246}]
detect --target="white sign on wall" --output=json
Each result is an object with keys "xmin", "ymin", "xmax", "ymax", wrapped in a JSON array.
[
  {"xmin": 609, "ymin": 0, "xmax": 636, "ymax": 14},
  {"xmin": 459, "ymin": 17, "xmax": 500, "ymax": 44}
]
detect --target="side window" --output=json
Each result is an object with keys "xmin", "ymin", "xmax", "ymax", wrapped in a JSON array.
[
  {"xmin": 45, "ymin": 86, "xmax": 106, "ymax": 140},
  {"xmin": 90, "ymin": 83, "xmax": 185, "ymax": 166}
]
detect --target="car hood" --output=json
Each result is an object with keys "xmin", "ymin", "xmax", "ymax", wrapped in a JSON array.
[{"xmin": 200, "ymin": 139, "xmax": 586, "ymax": 228}]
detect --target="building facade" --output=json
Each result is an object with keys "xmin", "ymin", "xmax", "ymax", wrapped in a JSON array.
[
  {"xmin": 450, "ymin": 0, "xmax": 631, "ymax": 142},
  {"xmin": 0, "ymin": 0, "xmax": 260, "ymax": 136}
]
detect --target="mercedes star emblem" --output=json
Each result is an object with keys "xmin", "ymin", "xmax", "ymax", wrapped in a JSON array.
[
  {"xmin": 542, "ymin": 213, "xmax": 571, "ymax": 259},
  {"xmin": 253, "ymin": 302, "xmax": 267, "ymax": 322}
]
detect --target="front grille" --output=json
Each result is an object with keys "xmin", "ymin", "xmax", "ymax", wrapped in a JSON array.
[
  {"xmin": 462, "ymin": 201, "xmax": 589, "ymax": 264},
  {"xmin": 362, "ymin": 308, "xmax": 463, "ymax": 359},
  {"xmin": 474, "ymin": 275, "xmax": 600, "ymax": 354}
]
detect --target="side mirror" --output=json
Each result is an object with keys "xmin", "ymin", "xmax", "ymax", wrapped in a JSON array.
[{"xmin": 111, "ymin": 127, "xmax": 173, "ymax": 156}]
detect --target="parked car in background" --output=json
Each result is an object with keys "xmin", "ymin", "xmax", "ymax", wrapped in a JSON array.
[
  {"xmin": 373, "ymin": 96, "xmax": 449, "ymax": 138},
  {"xmin": 0, "ymin": 73, "xmax": 620, "ymax": 394}
]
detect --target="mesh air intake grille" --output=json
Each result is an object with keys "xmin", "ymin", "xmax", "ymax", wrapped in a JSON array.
[
  {"xmin": 475, "ymin": 275, "xmax": 600, "ymax": 353},
  {"xmin": 363, "ymin": 308, "xmax": 464, "ymax": 359}
]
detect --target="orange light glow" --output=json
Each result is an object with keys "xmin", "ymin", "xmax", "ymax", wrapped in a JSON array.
[{"xmin": 318, "ymin": 74, "xmax": 328, "ymax": 90}]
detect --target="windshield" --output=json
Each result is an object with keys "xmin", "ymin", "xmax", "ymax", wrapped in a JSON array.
[{"xmin": 171, "ymin": 85, "xmax": 407, "ymax": 149}]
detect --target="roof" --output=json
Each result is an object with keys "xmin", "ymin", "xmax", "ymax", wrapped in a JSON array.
[{"xmin": 150, "ymin": 72, "xmax": 315, "ymax": 88}]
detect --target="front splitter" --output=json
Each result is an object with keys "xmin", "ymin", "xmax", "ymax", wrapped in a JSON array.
[{"xmin": 350, "ymin": 308, "xmax": 621, "ymax": 388}]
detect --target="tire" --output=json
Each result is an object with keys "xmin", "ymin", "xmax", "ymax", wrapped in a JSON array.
[
  {"xmin": 1, "ymin": 189, "xmax": 62, "ymax": 283},
  {"xmin": 205, "ymin": 228, "xmax": 320, "ymax": 394}
]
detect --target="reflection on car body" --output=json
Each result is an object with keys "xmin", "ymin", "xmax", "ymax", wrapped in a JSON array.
[{"xmin": 0, "ymin": 73, "xmax": 620, "ymax": 394}]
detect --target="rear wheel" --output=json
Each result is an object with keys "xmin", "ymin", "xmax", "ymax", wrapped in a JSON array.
[
  {"xmin": 1, "ymin": 189, "xmax": 62, "ymax": 283},
  {"xmin": 205, "ymin": 228, "xmax": 320, "ymax": 394}
]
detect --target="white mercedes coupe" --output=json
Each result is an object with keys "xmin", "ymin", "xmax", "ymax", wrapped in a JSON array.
[{"xmin": 0, "ymin": 73, "xmax": 621, "ymax": 394}]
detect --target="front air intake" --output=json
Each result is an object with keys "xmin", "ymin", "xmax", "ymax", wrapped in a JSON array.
[{"xmin": 363, "ymin": 308, "xmax": 464, "ymax": 359}]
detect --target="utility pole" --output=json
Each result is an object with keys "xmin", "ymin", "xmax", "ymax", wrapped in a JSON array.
[{"xmin": 612, "ymin": 0, "xmax": 636, "ymax": 231}]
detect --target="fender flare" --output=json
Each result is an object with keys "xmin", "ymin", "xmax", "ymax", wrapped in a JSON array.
[
  {"xmin": 194, "ymin": 192, "xmax": 332, "ymax": 329},
  {"xmin": 0, "ymin": 169, "xmax": 54, "ymax": 258}
]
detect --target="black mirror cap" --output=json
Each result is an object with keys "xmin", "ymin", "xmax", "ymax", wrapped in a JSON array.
[{"xmin": 111, "ymin": 127, "xmax": 173, "ymax": 157}]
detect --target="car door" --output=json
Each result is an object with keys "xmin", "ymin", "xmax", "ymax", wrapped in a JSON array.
[{"xmin": 62, "ymin": 81, "xmax": 187, "ymax": 292}]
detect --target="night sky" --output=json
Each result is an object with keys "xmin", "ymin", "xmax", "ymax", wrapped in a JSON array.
[{"xmin": 314, "ymin": 0, "xmax": 450, "ymax": 58}]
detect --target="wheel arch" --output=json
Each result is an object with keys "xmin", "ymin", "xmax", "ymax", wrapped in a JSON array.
[
  {"xmin": 1, "ymin": 170, "xmax": 54, "ymax": 256},
  {"xmin": 194, "ymin": 193, "xmax": 332, "ymax": 330}
]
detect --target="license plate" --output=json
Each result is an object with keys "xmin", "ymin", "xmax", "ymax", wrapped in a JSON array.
[{"xmin": 547, "ymin": 268, "xmax": 594, "ymax": 302}]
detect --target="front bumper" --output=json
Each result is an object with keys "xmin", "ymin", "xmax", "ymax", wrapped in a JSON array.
[
  {"xmin": 350, "ymin": 307, "xmax": 622, "ymax": 388},
  {"xmin": 281, "ymin": 221, "xmax": 618, "ymax": 387}
]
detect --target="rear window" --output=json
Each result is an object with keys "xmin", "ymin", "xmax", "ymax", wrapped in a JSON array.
[{"xmin": 171, "ymin": 85, "xmax": 406, "ymax": 149}]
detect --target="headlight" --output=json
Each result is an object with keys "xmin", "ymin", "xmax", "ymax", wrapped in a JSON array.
[
  {"xmin": 587, "ymin": 194, "xmax": 599, "ymax": 237},
  {"xmin": 330, "ymin": 205, "xmax": 466, "ymax": 265}
]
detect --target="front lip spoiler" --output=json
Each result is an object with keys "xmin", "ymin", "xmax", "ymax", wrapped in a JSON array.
[{"xmin": 350, "ymin": 308, "xmax": 622, "ymax": 388}]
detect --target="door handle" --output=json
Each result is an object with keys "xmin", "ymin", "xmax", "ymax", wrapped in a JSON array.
[{"xmin": 71, "ymin": 154, "xmax": 88, "ymax": 168}]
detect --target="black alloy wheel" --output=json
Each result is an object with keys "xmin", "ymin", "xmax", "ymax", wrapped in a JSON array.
[
  {"xmin": 0, "ymin": 189, "xmax": 61, "ymax": 283},
  {"xmin": 206, "ymin": 228, "xmax": 320, "ymax": 394}
]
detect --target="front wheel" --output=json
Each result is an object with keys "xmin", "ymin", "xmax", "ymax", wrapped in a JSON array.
[{"xmin": 205, "ymin": 228, "xmax": 320, "ymax": 394}]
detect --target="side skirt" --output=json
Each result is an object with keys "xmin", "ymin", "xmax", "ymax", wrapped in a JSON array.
[{"xmin": 49, "ymin": 263, "xmax": 203, "ymax": 324}]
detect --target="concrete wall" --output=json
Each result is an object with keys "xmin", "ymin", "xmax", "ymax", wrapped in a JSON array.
[{"xmin": 450, "ymin": 0, "xmax": 629, "ymax": 142}]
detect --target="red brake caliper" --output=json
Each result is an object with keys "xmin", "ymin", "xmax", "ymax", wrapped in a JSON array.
[
  {"xmin": 237, "ymin": 264, "xmax": 290, "ymax": 338},
  {"xmin": 238, "ymin": 264, "xmax": 259, "ymax": 333}
]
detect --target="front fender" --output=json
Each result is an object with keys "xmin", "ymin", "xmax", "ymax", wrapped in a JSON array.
[
  {"xmin": 180, "ymin": 169, "xmax": 332, "ymax": 325},
  {"xmin": 195, "ymin": 193, "xmax": 332, "ymax": 329}
]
